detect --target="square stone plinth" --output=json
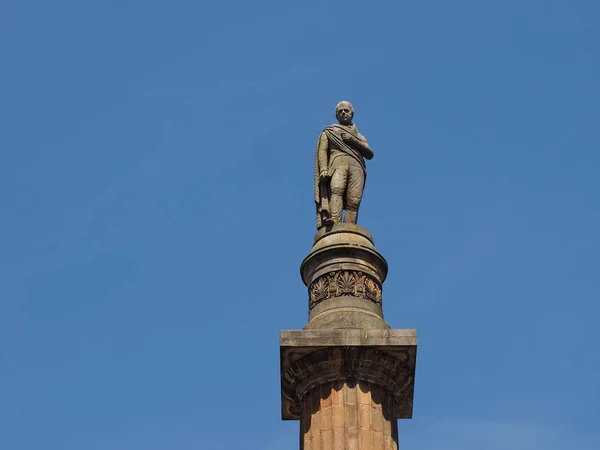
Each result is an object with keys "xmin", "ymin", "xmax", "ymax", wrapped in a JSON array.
[{"xmin": 280, "ymin": 328, "xmax": 417, "ymax": 420}]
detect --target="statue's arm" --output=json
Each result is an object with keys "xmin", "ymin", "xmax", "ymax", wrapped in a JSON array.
[
  {"xmin": 355, "ymin": 137, "xmax": 374, "ymax": 160},
  {"xmin": 317, "ymin": 132, "xmax": 330, "ymax": 177},
  {"xmin": 341, "ymin": 131, "xmax": 374, "ymax": 160}
]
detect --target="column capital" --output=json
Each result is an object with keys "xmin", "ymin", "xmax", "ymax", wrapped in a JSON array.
[{"xmin": 280, "ymin": 329, "xmax": 417, "ymax": 421}]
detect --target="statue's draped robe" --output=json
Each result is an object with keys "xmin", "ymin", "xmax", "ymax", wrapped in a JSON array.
[{"xmin": 314, "ymin": 123, "xmax": 366, "ymax": 228}]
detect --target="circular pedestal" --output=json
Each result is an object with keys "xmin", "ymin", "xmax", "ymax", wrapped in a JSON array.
[{"xmin": 300, "ymin": 224, "xmax": 389, "ymax": 329}]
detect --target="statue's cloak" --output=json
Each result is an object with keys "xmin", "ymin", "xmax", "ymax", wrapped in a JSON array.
[{"xmin": 314, "ymin": 123, "xmax": 366, "ymax": 227}]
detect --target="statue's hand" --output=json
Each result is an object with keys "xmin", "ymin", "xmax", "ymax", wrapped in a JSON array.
[
  {"xmin": 319, "ymin": 170, "xmax": 330, "ymax": 182},
  {"xmin": 341, "ymin": 132, "xmax": 358, "ymax": 145}
]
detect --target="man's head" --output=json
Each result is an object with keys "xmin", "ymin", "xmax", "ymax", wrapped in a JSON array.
[{"xmin": 335, "ymin": 101, "xmax": 354, "ymax": 125}]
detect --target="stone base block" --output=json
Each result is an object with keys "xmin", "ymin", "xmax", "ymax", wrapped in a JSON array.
[{"xmin": 280, "ymin": 328, "xmax": 417, "ymax": 421}]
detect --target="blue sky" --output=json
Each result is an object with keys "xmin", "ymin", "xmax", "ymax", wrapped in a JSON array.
[{"xmin": 1, "ymin": 1, "xmax": 599, "ymax": 449}]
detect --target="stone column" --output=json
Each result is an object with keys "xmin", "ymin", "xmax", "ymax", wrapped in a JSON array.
[
  {"xmin": 300, "ymin": 380, "xmax": 398, "ymax": 450},
  {"xmin": 280, "ymin": 224, "xmax": 417, "ymax": 450}
]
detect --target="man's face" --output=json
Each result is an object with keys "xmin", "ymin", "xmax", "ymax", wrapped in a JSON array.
[{"xmin": 336, "ymin": 105, "xmax": 353, "ymax": 125}]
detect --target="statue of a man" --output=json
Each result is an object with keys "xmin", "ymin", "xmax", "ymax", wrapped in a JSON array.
[{"xmin": 314, "ymin": 101, "xmax": 374, "ymax": 229}]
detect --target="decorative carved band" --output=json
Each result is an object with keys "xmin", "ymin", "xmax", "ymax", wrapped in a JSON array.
[
  {"xmin": 281, "ymin": 346, "xmax": 415, "ymax": 420},
  {"xmin": 309, "ymin": 270, "xmax": 382, "ymax": 309}
]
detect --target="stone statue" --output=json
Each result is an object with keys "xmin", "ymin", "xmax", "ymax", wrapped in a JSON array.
[{"xmin": 314, "ymin": 101, "xmax": 374, "ymax": 229}]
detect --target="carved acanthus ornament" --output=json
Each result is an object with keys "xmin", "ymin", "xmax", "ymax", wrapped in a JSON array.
[{"xmin": 309, "ymin": 270, "xmax": 382, "ymax": 308}]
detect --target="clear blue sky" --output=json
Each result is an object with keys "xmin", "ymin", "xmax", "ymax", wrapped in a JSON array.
[{"xmin": 1, "ymin": 1, "xmax": 598, "ymax": 449}]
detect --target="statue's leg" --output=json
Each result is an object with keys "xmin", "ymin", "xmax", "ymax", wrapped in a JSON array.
[
  {"xmin": 329, "ymin": 166, "xmax": 348, "ymax": 224},
  {"xmin": 344, "ymin": 165, "xmax": 365, "ymax": 224}
]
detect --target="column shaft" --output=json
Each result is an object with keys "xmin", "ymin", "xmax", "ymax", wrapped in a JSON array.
[{"xmin": 300, "ymin": 380, "xmax": 398, "ymax": 450}]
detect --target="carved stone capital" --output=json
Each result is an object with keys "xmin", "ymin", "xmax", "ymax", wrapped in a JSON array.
[{"xmin": 280, "ymin": 329, "xmax": 417, "ymax": 421}]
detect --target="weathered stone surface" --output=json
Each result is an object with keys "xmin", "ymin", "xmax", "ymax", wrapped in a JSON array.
[
  {"xmin": 301, "ymin": 224, "xmax": 388, "ymax": 329},
  {"xmin": 304, "ymin": 309, "xmax": 389, "ymax": 330},
  {"xmin": 280, "ymin": 329, "xmax": 417, "ymax": 421},
  {"xmin": 281, "ymin": 329, "xmax": 417, "ymax": 348},
  {"xmin": 300, "ymin": 380, "xmax": 399, "ymax": 450}
]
